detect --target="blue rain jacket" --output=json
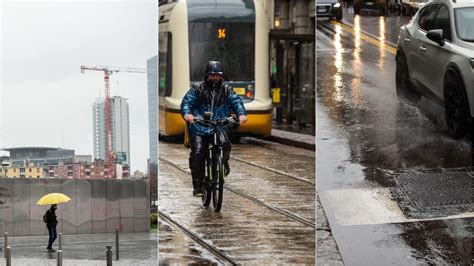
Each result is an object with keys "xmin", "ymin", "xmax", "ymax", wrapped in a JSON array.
[{"xmin": 181, "ymin": 81, "xmax": 247, "ymax": 136}]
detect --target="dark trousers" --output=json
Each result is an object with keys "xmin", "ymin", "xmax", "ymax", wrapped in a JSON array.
[
  {"xmin": 189, "ymin": 131, "xmax": 231, "ymax": 190},
  {"xmin": 47, "ymin": 225, "xmax": 57, "ymax": 249}
]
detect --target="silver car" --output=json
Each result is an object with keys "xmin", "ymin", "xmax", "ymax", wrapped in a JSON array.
[{"xmin": 396, "ymin": 0, "xmax": 473, "ymax": 138}]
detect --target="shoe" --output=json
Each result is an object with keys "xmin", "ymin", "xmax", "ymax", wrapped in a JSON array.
[
  {"xmin": 48, "ymin": 248, "xmax": 56, "ymax": 252},
  {"xmin": 193, "ymin": 188, "xmax": 203, "ymax": 197},
  {"xmin": 224, "ymin": 161, "xmax": 230, "ymax": 176}
]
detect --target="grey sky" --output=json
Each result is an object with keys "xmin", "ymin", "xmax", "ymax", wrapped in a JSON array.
[{"xmin": 1, "ymin": 0, "xmax": 157, "ymax": 173}]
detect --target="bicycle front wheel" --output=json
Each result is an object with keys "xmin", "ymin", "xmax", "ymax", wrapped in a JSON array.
[{"xmin": 212, "ymin": 154, "xmax": 224, "ymax": 212}]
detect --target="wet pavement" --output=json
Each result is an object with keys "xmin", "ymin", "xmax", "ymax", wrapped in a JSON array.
[
  {"xmin": 0, "ymin": 231, "xmax": 157, "ymax": 265},
  {"xmin": 158, "ymin": 218, "xmax": 223, "ymax": 264},
  {"xmin": 158, "ymin": 138, "xmax": 319, "ymax": 264},
  {"xmin": 316, "ymin": 14, "xmax": 473, "ymax": 266},
  {"xmin": 337, "ymin": 6, "xmax": 412, "ymax": 45}
]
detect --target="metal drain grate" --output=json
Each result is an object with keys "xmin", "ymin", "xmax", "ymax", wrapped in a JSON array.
[{"xmin": 390, "ymin": 171, "xmax": 474, "ymax": 219}]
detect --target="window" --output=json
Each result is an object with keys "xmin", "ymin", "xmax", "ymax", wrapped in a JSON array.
[
  {"xmin": 188, "ymin": 22, "xmax": 255, "ymax": 82},
  {"xmin": 159, "ymin": 32, "xmax": 172, "ymax": 97},
  {"xmin": 50, "ymin": 172, "xmax": 54, "ymax": 177},
  {"xmin": 68, "ymin": 172, "xmax": 72, "ymax": 177},
  {"xmin": 419, "ymin": 4, "xmax": 440, "ymax": 31},
  {"xmin": 455, "ymin": 7, "xmax": 474, "ymax": 42},
  {"xmin": 29, "ymin": 168, "xmax": 32, "ymax": 173},
  {"xmin": 432, "ymin": 5, "xmax": 452, "ymax": 41},
  {"xmin": 20, "ymin": 168, "xmax": 25, "ymax": 173}
]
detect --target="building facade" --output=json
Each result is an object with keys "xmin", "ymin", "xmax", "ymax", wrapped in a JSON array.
[
  {"xmin": 3, "ymin": 164, "xmax": 45, "ymax": 178},
  {"xmin": 147, "ymin": 55, "xmax": 158, "ymax": 207},
  {"xmin": 271, "ymin": 0, "xmax": 316, "ymax": 131},
  {"xmin": 93, "ymin": 96, "xmax": 131, "ymax": 167},
  {"xmin": 47, "ymin": 160, "xmax": 129, "ymax": 179}
]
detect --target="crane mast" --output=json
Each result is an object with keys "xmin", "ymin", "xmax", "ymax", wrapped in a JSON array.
[{"xmin": 81, "ymin": 65, "xmax": 146, "ymax": 178}]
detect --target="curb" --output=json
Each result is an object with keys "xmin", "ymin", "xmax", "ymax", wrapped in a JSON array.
[{"xmin": 252, "ymin": 133, "xmax": 315, "ymax": 151}]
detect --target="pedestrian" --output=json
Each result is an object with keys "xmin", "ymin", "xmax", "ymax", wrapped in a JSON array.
[
  {"xmin": 181, "ymin": 61, "xmax": 248, "ymax": 196},
  {"xmin": 44, "ymin": 204, "xmax": 58, "ymax": 252}
]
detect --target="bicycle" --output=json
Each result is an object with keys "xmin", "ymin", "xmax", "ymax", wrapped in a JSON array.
[{"xmin": 193, "ymin": 115, "xmax": 239, "ymax": 212}]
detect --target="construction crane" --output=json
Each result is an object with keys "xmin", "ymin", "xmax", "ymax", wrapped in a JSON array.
[{"xmin": 81, "ymin": 65, "xmax": 147, "ymax": 178}]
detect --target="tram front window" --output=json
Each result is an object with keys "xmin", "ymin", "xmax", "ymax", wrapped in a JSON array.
[{"xmin": 188, "ymin": 22, "xmax": 255, "ymax": 83}]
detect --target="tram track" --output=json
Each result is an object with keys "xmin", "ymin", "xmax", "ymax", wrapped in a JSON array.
[
  {"xmin": 159, "ymin": 156, "xmax": 316, "ymax": 228},
  {"xmin": 229, "ymin": 156, "xmax": 315, "ymax": 185},
  {"xmin": 158, "ymin": 211, "xmax": 237, "ymax": 265}
]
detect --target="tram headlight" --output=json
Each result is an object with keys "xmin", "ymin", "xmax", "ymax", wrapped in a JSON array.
[{"xmin": 246, "ymin": 84, "xmax": 254, "ymax": 98}]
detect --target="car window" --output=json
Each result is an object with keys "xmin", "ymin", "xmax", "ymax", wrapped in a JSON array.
[
  {"xmin": 418, "ymin": 4, "xmax": 439, "ymax": 31},
  {"xmin": 455, "ymin": 7, "xmax": 474, "ymax": 42},
  {"xmin": 432, "ymin": 5, "xmax": 452, "ymax": 41}
]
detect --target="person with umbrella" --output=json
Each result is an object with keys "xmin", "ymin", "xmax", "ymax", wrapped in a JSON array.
[
  {"xmin": 44, "ymin": 204, "xmax": 58, "ymax": 252},
  {"xmin": 37, "ymin": 192, "xmax": 71, "ymax": 252}
]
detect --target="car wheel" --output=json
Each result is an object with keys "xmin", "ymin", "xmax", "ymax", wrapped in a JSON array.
[
  {"xmin": 395, "ymin": 53, "xmax": 421, "ymax": 104},
  {"xmin": 444, "ymin": 72, "xmax": 470, "ymax": 139}
]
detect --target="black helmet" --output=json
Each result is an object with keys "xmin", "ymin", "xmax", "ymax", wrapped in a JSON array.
[{"xmin": 205, "ymin": 61, "xmax": 224, "ymax": 76}]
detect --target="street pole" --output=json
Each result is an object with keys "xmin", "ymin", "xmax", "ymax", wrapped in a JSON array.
[
  {"xmin": 106, "ymin": 245, "xmax": 112, "ymax": 266},
  {"xmin": 4, "ymin": 232, "xmax": 8, "ymax": 258},
  {"xmin": 5, "ymin": 246, "xmax": 11, "ymax": 266},
  {"xmin": 115, "ymin": 227, "xmax": 119, "ymax": 260}
]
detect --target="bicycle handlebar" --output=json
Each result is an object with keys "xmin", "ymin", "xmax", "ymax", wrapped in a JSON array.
[{"xmin": 192, "ymin": 116, "xmax": 239, "ymax": 127}]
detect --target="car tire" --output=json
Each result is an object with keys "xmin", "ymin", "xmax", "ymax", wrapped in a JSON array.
[
  {"xmin": 395, "ymin": 53, "xmax": 421, "ymax": 104},
  {"xmin": 444, "ymin": 72, "xmax": 471, "ymax": 139}
]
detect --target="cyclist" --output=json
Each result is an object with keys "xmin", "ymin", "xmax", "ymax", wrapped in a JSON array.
[{"xmin": 181, "ymin": 61, "xmax": 248, "ymax": 197}]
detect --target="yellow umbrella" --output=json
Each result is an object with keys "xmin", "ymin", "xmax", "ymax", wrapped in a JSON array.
[{"xmin": 36, "ymin": 193, "xmax": 71, "ymax": 205}]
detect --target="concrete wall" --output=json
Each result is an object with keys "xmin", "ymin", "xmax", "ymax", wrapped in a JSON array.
[{"xmin": 0, "ymin": 178, "xmax": 149, "ymax": 236}]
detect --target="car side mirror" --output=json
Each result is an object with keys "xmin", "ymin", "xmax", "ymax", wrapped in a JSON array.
[{"xmin": 426, "ymin": 29, "xmax": 445, "ymax": 46}]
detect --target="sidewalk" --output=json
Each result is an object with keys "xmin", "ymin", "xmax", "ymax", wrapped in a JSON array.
[
  {"xmin": 0, "ymin": 231, "xmax": 157, "ymax": 265},
  {"xmin": 255, "ymin": 121, "xmax": 315, "ymax": 150}
]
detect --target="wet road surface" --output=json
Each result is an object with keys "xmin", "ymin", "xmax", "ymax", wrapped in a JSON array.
[
  {"xmin": 0, "ymin": 232, "xmax": 157, "ymax": 262},
  {"xmin": 158, "ymin": 138, "xmax": 316, "ymax": 264},
  {"xmin": 316, "ymin": 16, "xmax": 473, "ymax": 265},
  {"xmin": 158, "ymin": 218, "xmax": 223, "ymax": 264}
]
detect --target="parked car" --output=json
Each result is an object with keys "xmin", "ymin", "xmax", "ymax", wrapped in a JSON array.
[
  {"xmin": 316, "ymin": 0, "xmax": 343, "ymax": 21},
  {"xmin": 353, "ymin": 0, "xmax": 389, "ymax": 15},
  {"xmin": 396, "ymin": 0, "xmax": 473, "ymax": 138}
]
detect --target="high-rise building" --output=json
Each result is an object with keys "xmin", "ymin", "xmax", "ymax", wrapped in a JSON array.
[
  {"xmin": 93, "ymin": 96, "xmax": 131, "ymax": 167},
  {"xmin": 147, "ymin": 55, "xmax": 158, "ymax": 166},
  {"xmin": 147, "ymin": 55, "xmax": 158, "ymax": 209}
]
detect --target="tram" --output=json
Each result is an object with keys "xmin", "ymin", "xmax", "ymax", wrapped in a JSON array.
[{"xmin": 158, "ymin": 0, "xmax": 272, "ymax": 137}]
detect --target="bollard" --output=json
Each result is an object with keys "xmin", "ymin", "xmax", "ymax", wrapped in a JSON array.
[
  {"xmin": 57, "ymin": 250, "xmax": 63, "ymax": 266},
  {"xmin": 59, "ymin": 233, "xmax": 62, "ymax": 250},
  {"xmin": 6, "ymin": 245, "xmax": 11, "ymax": 266},
  {"xmin": 106, "ymin": 245, "xmax": 112, "ymax": 266},
  {"xmin": 115, "ymin": 227, "xmax": 119, "ymax": 261},
  {"xmin": 4, "ymin": 232, "xmax": 8, "ymax": 258}
]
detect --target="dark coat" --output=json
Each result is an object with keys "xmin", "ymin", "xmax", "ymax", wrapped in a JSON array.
[
  {"xmin": 181, "ymin": 81, "xmax": 247, "ymax": 136},
  {"xmin": 45, "ymin": 208, "xmax": 58, "ymax": 227}
]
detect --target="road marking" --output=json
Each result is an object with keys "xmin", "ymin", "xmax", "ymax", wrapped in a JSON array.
[
  {"xmin": 320, "ymin": 187, "xmax": 474, "ymax": 226},
  {"xmin": 331, "ymin": 21, "xmax": 398, "ymax": 55}
]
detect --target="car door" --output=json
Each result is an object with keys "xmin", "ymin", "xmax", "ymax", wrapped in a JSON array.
[
  {"xmin": 422, "ymin": 4, "xmax": 454, "ymax": 100},
  {"xmin": 408, "ymin": 3, "xmax": 439, "ymax": 87}
]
